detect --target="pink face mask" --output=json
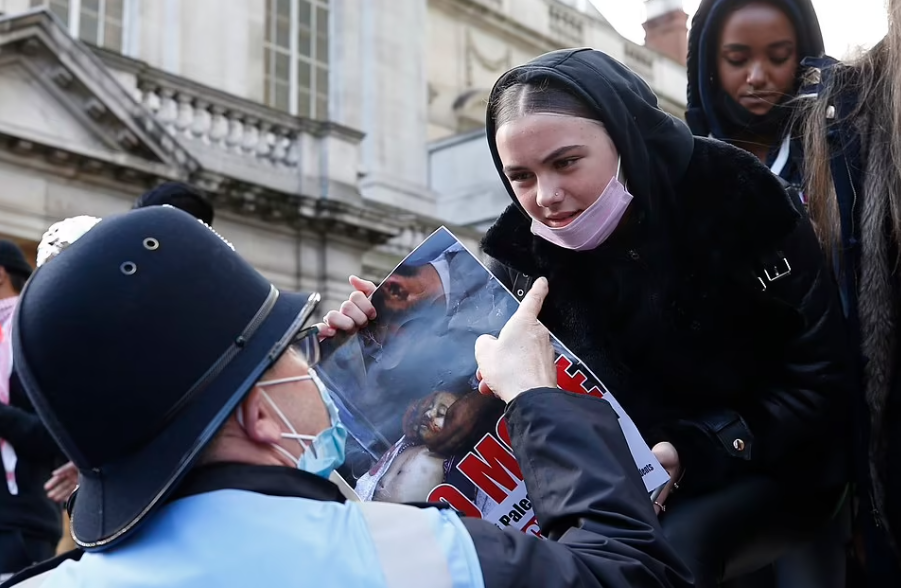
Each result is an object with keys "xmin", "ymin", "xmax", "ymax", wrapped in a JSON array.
[{"xmin": 529, "ymin": 157, "xmax": 633, "ymax": 251}]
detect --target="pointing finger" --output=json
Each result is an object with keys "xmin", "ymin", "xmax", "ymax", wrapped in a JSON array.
[{"xmin": 514, "ymin": 277, "xmax": 548, "ymax": 321}]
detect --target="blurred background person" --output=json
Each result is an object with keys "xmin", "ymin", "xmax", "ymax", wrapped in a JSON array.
[
  {"xmin": 0, "ymin": 240, "xmax": 65, "ymax": 582},
  {"xmin": 132, "ymin": 181, "xmax": 215, "ymax": 226},
  {"xmin": 801, "ymin": 0, "xmax": 901, "ymax": 584}
]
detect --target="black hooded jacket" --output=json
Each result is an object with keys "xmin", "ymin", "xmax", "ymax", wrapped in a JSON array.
[
  {"xmin": 685, "ymin": 0, "xmax": 824, "ymax": 185},
  {"xmin": 482, "ymin": 49, "xmax": 852, "ymax": 494}
]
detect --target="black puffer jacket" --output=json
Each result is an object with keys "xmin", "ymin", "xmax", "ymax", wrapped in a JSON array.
[{"xmin": 482, "ymin": 49, "xmax": 853, "ymax": 494}]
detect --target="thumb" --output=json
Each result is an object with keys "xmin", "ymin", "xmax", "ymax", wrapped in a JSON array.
[
  {"xmin": 349, "ymin": 275, "xmax": 377, "ymax": 297},
  {"xmin": 514, "ymin": 277, "xmax": 548, "ymax": 321}
]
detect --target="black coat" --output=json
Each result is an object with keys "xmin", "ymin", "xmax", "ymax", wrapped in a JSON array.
[{"xmin": 483, "ymin": 137, "xmax": 853, "ymax": 495}]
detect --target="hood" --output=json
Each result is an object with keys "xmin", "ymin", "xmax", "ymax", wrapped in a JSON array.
[
  {"xmin": 685, "ymin": 0, "xmax": 824, "ymax": 138},
  {"xmin": 485, "ymin": 48, "xmax": 695, "ymax": 221}
]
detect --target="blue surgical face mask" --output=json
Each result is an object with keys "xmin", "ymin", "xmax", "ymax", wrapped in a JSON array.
[{"xmin": 240, "ymin": 368, "xmax": 347, "ymax": 479}]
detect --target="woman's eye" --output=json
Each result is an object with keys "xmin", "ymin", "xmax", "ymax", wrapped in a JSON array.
[
  {"xmin": 556, "ymin": 158, "xmax": 578, "ymax": 169},
  {"xmin": 508, "ymin": 172, "xmax": 533, "ymax": 183},
  {"xmin": 726, "ymin": 57, "xmax": 747, "ymax": 67}
]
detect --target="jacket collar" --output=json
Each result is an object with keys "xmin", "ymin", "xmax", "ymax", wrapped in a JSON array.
[{"xmin": 170, "ymin": 462, "xmax": 346, "ymax": 504}]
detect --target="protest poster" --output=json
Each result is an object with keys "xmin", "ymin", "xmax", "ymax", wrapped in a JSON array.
[{"xmin": 317, "ymin": 227, "xmax": 668, "ymax": 534}]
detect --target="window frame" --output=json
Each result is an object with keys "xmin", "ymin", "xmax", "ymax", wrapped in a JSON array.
[
  {"xmin": 35, "ymin": 0, "xmax": 135, "ymax": 55},
  {"xmin": 263, "ymin": 0, "xmax": 330, "ymax": 120}
]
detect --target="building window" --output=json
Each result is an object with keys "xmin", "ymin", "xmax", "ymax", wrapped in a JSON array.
[
  {"xmin": 32, "ymin": 0, "xmax": 126, "ymax": 52},
  {"xmin": 264, "ymin": 0, "xmax": 329, "ymax": 120}
]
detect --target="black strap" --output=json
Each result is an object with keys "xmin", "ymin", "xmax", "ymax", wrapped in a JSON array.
[
  {"xmin": 0, "ymin": 550, "xmax": 83, "ymax": 588},
  {"xmin": 755, "ymin": 249, "xmax": 792, "ymax": 292},
  {"xmin": 690, "ymin": 411, "xmax": 755, "ymax": 461},
  {"xmin": 510, "ymin": 271, "xmax": 535, "ymax": 302},
  {"xmin": 485, "ymin": 256, "xmax": 535, "ymax": 302}
]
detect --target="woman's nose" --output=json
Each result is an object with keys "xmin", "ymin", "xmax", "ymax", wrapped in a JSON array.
[
  {"xmin": 747, "ymin": 62, "xmax": 766, "ymax": 87},
  {"xmin": 536, "ymin": 184, "xmax": 565, "ymax": 208}
]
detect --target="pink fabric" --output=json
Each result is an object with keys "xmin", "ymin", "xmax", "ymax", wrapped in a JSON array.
[
  {"xmin": 529, "ymin": 169, "xmax": 634, "ymax": 252},
  {"xmin": 0, "ymin": 296, "xmax": 19, "ymax": 495}
]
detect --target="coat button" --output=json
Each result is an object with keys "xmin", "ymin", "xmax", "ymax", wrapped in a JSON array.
[
  {"xmin": 733, "ymin": 439, "xmax": 746, "ymax": 452},
  {"xmin": 628, "ymin": 250, "xmax": 640, "ymax": 260}
]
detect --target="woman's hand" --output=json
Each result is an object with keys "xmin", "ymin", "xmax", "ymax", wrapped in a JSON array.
[
  {"xmin": 44, "ymin": 461, "xmax": 78, "ymax": 503},
  {"xmin": 475, "ymin": 278, "xmax": 557, "ymax": 403},
  {"xmin": 651, "ymin": 442, "xmax": 681, "ymax": 515},
  {"xmin": 314, "ymin": 276, "xmax": 378, "ymax": 339}
]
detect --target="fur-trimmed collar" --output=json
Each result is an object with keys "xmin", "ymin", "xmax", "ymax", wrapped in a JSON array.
[{"xmin": 483, "ymin": 137, "xmax": 801, "ymax": 274}]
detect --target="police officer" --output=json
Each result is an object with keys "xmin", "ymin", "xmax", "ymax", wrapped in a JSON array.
[{"xmin": 3, "ymin": 206, "xmax": 691, "ymax": 588}]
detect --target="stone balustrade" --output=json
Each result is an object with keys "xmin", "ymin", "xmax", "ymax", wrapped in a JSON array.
[
  {"xmin": 94, "ymin": 49, "xmax": 365, "ymax": 195},
  {"xmin": 134, "ymin": 82, "xmax": 304, "ymax": 170}
]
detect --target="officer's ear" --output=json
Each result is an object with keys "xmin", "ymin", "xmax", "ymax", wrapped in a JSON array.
[{"xmin": 239, "ymin": 388, "xmax": 283, "ymax": 446}]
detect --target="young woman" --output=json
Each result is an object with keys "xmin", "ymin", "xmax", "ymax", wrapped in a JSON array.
[
  {"xmin": 325, "ymin": 49, "xmax": 854, "ymax": 588},
  {"xmin": 686, "ymin": 0, "xmax": 824, "ymax": 189},
  {"xmin": 478, "ymin": 48, "xmax": 855, "ymax": 587},
  {"xmin": 801, "ymin": 1, "xmax": 901, "ymax": 583}
]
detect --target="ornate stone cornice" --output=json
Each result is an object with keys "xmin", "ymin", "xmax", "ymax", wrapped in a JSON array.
[
  {"xmin": 0, "ymin": 9, "xmax": 200, "ymax": 175},
  {"xmin": 432, "ymin": 0, "xmax": 563, "ymax": 52},
  {"xmin": 432, "ymin": 0, "xmax": 614, "ymax": 53}
]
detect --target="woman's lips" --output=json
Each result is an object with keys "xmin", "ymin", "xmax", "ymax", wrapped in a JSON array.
[
  {"xmin": 545, "ymin": 210, "xmax": 581, "ymax": 228},
  {"xmin": 740, "ymin": 94, "xmax": 779, "ymax": 110}
]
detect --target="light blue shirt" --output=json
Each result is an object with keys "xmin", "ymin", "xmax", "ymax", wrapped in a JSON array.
[{"xmin": 45, "ymin": 489, "xmax": 485, "ymax": 588}]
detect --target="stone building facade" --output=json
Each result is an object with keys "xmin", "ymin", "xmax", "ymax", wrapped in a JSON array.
[{"xmin": 0, "ymin": 0, "xmax": 687, "ymax": 312}]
